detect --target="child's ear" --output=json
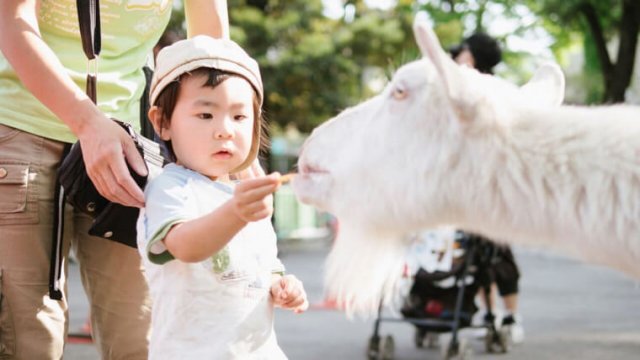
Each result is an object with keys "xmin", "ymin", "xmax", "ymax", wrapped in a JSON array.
[{"xmin": 148, "ymin": 105, "xmax": 170, "ymax": 141}]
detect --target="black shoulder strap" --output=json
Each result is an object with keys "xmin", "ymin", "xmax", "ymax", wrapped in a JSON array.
[
  {"xmin": 140, "ymin": 65, "xmax": 155, "ymax": 139},
  {"xmin": 48, "ymin": 144, "xmax": 71, "ymax": 300},
  {"xmin": 77, "ymin": 0, "xmax": 101, "ymax": 103},
  {"xmin": 77, "ymin": 0, "xmax": 101, "ymax": 60},
  {"xmin": 78, "ymin": 0, "xmax": 154, "ymax": 139}
]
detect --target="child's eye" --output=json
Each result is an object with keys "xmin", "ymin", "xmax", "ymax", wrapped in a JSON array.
[
  {"xmin": 198, "ymin": 113, "xmax": 213, "ymax": 120},
  {"xmin": 234, "ymin": 114, "xmax": 248, "ymax": 121}
]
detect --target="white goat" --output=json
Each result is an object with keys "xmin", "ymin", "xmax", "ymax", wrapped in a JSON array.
[{"xmin": 292, "ymin": 19, "xmax": 640, "ymax": 314}]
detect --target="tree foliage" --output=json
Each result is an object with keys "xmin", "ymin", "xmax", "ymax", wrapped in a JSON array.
[
  {"xmin": 525, "ymin": 0, "xmax": 639, "ymax": 103},
  {"xmin": 226, "ymin": 0, "xmax": 415, "ymax": 132},
  {"xmin": 163, "ymin": 0, "xmax": 639, "ymax": 132}
]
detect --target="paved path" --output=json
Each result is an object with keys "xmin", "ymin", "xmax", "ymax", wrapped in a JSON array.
[{"xmin": 65, "ymin": 240, "xmax": 640, "ymax": 359}]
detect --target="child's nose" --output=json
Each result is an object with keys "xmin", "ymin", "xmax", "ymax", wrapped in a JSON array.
[{"xmin": 214, "ymin": 118, "xmax": 234, "ymax": 139}]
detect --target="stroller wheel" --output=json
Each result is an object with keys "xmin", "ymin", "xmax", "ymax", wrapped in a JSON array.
[
  {"xmin": 484, "ymin": 326, "xmax": 510, "ymax": 353},
  {"xmin": 414, "ymin": 328, "xmax": 426, "ymax": 348},
  {"xmin": 380, "ymin": 335, "xmax": 395, "ymax": 359},
  {"xmin": 497, "ymin": 326, "xmax": 511, "ymax": 353},
  {"xmin": 367, "ymin": 335, "xmax": 395, "ymax": 360},
  {"xmin": 441, "ymin": 337, "xmax": 472, "ymax": 360},
  {"xmin": 484, "ymin": 329, "xmax": 495, "ymax": 353},
  {"xmin": 367, "ymin": 335, "xmax": 380, "ymax": 360},
  {"xmin": 425, "ymin": 332, "xmax": 439, "ymax": 349},
  {"xmin": 414, "ymin": 328, "xmax": 439, "ymax": 349}
]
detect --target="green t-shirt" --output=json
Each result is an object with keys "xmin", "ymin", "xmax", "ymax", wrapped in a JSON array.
[{"xmin": 0, "ymin": 0, "xmax": 172, "ymax": 143}]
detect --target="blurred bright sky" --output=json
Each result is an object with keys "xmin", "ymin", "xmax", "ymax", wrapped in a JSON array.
[
  {"xmin": 322, "ymin": 0, "xmax": 395, "ymax": 18},
  {"xmin": 322, "ymin": 0, "xmax": 555, "ymax": 60}
]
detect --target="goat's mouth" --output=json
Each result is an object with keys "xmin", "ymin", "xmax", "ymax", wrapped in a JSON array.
[
  {"xmin": 298, "ymin": 163, "xmax": 330, "ymax": 178},
  {"xmin": 291, "ymin": 163, "xmax": 333, "ymax": 210}
]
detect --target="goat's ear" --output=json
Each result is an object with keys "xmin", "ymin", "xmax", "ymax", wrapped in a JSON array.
[
  {"xmin": 519, "ymin": 62, "xmax": 565, "ymax": 106},
  {"xmin": 413, "ymin": 19, "xmax": 470, "ymax": 118}
]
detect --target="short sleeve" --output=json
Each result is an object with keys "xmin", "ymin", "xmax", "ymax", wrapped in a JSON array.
[
  {"xmin": 142, "ymin": 170, "xmax": 197, "ymax": 264},
  {"xmin": 271, "ymin": 257, "xmax": 286, "ymax": 275}
]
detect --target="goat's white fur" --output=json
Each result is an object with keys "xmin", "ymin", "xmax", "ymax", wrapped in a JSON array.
[{"xmin": 292, "ymin": 19, "xmax": 640, "ymax": 315}]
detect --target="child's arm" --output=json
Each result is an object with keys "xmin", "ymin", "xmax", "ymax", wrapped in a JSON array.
[
  {"xmin": 162, "ymin": 173, "xmax": 280, "ymax": 263},
  {"xmin": 270, "ymin": 274, "xmax": 309, "ymax": 314}
]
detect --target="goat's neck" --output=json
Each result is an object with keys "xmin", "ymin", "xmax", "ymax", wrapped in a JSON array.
[{"xmin": 455, "ymin": 105, "xmax": 640, "ymax": 254}]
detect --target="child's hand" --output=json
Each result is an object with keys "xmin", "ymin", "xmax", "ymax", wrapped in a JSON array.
[
  {"xmin": 270, "ymin": 274, "xmax": 308, "ymax": 314},
  {"xmin": 231, "ymin": 173, "xmax": 280, "ymax": 222},
  {"xmin": 234, "ymin": 158, "xmax": 266, "ymax": 180}
]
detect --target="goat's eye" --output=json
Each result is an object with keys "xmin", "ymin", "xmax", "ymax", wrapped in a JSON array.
[{"xmin": 391, "ymin": 87, "xmax": 408, "ymax": 100}]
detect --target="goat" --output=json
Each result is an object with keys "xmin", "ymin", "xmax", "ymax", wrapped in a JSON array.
[{"xmin": 292, "ymin": 19, "xmax": 640, "ymax": 314}]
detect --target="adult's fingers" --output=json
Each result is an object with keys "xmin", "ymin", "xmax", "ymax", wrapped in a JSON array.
[
  {"xmin": 122, "ymin": 134, "xmax": 148, "ymax": 177},
  {"xmin": 87, "ymin": 141, "xmax": 145, "ymax": 207},
  {"xmin": 118, "ymin": 136, "xmax": 147, "ymax": 203},
  {"xmin": 89, "ymin": 159, "xmax": 142, "ymax": 207},
  {"xmin": 83, "ymin": 142, "xmax": 130, "ymax": 206},
  {"xmin": 75, "ymin": 114, "xmax": 146, "ymax": 207},
  {"xmin": 107, "ymin": 158, "xmax": 145, "ymax": 207}
]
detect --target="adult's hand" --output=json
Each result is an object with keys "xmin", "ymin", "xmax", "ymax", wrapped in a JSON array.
[
  {"xmin": 0, "ymin": 1, "xmax": 145, "ymax": 208},
  {"xmin": 76, "ymin": 114, "xmax": 147, "ymax": 208}
]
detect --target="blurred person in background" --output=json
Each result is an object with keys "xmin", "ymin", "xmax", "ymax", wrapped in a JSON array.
[{"xmin": 450, "ymin": 32, "xmax": 525, "ymax": 344}]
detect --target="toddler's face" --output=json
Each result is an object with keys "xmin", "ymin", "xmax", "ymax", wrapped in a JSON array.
[{"xmin": 163, "ymin": 75, "xmax": 255, "ymax": 180}]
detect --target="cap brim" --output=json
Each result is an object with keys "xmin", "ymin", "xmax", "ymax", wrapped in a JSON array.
[{"xmin": 150, "ymin": 58, "xmax": 263, "ymax": 106}]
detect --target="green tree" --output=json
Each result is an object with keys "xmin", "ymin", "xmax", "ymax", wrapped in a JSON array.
[
  {"xmin": 411, "ymin": 0, "xmax": 639, "ymax": 103},
  {"xmin": 528, "ymin": 0, "xmax": 640, "ymax": 103},
  {"xmin": 412, "ymin": 0, "xmax": 539, "ymax": 85},
  {"xmin": 226, "ymin": 0, "xmax": 413, "ymax": 132},
  {"xmin": 163, "ymin": 1, "xmax": 412, "ymax": 131},
  {"xmin": 229, "ymin": 0, "xmax": 352, "ymax": 132},
  {"xmin": 164, "ymin": 1, "xmax": 639, "ymax": 129}
]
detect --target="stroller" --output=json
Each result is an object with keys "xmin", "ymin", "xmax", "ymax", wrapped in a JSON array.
[{"xmin": 367, "ymin": 230, "xmax": 511, "ymax": 360}]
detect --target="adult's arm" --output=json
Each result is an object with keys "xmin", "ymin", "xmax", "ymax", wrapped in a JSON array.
[
  {"xmin": 0, "ymin": 0, "xmax": 146, "ymax": 207},
  {"xmin": 184, "ymin": 0, "xmax": 229, "ymax": 39}
]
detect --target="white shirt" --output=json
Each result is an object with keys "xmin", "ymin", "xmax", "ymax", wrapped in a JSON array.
[{"xmin": 138, "ymin": 164, "xmax": 286, "ymax": 359}]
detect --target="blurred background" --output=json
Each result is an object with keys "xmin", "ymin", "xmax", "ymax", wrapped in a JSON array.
[
  {"xmin": 65, "ymin": 2, "xmax": 640, "ymax": 358},
  {"xmin": 164, "ymin": 0, "xmax": 640, "ymax": 241}
]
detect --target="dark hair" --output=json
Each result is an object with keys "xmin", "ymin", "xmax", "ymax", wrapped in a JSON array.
[
  {"xmin": 449, "ymin": 32, "xmax": 502, "ymax": 74},
  {"xmin": 153, "ymin": 67, "xmax": 267, "ymax": 170}
]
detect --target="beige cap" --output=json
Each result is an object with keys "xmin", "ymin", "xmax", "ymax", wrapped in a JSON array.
[{"xmin": 150, "ymin": 36, "xmax": 263, "ymax": 106}]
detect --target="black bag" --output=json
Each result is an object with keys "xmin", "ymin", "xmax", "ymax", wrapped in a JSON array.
[{"xmin": 58, "ymin": 119, "xmax": 165, "ymax": 245}]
